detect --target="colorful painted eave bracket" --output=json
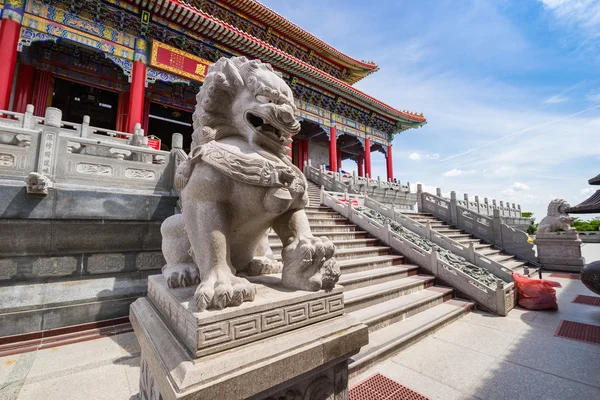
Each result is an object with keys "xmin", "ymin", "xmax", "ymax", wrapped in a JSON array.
[{"xmin": 126, "ymin": 0, "xmax": 427, "ymax": 129}]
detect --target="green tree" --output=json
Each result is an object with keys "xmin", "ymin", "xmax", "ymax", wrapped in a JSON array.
[
  {"xmin": 521, "ymin": 212, "xmax": 533, "ymax": 218},
  {"xmin": 571, "ymin": 218, "xmax": 600, "ymax": 232}
]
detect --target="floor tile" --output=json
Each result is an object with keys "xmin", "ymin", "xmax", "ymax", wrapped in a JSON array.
[
  {"xmin": 465, "ymin": 360, "xmax": 600, "ymax": 400},
  {"xmin": 432, "ymin": 319, "xmax": 519, "ymax": 357}
]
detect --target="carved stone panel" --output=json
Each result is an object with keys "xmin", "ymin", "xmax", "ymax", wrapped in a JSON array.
[
  {"xmin": 0, "ymin": 259, "xmax": 18, "ymax": 280},
  {"xmin": 32, "ymin": 257, "xmax": 78, "ymax": 277},
  {"xmin": 87, "ymin": 253, "xmax": 126, "ymax": 274},
  {"xmin": 0, "ymin": 153, "xmax": 15, "ymax": 167},
  {"xmin": 136, "ymin": 252, "xmax": 166, "ymax": 270},
  {"xmin": 125, "ymin": 168, "xmax": 156, "ymax": 180},
  {"xmin": 76, "ymin": 162, "xmax": 113, "ymax": 176}
]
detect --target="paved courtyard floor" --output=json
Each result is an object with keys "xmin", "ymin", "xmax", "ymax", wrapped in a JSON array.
[{"xmin": 1, "ymin": 268, "xmax": 599, "ymax": 399}]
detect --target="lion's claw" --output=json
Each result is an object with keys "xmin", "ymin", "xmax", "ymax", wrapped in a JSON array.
[
  {"xmin": 194, "ymin": 274, "xmax": 256, "ymax": 311},
  {"xmin": 281, "ymin": 236, "xmax": 339, "ymax": 291},
  {"xmin": 162, "ymin": 263, "xmax": 200, "ymax": 289}
]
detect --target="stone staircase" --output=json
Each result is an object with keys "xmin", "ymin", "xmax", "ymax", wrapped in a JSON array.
[
  {"xmin": 400, "ymin": 211, "xmax": 534, "ymax": 276},
  {"xmin": 269, "ymin": 181, "xmax": 474, "ymax": 379}
]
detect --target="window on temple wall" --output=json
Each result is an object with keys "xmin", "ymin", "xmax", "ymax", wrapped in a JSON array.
[
  {"xmin": 51, "ymin": 78, "xmax": 119, "ymax": 130},
  {"xmin": 147, "ymin": 103, "xmax": 193, "ymax": 153}
]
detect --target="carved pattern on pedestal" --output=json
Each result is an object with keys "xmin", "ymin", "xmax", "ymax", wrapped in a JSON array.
[
  {"xmin": 125, "ymin": 168, "xmax": 156, "ymax": 180},
  {"xmin": 136, "ymin": 252, "xmax": 166, "ymax": 270},
  {"xmin": 87, "ymin": 254, "xmax": 126, "ymax": 274},
  {"xmin": 76, "ymin": 162, "xmax": 113, "ymax": 176},
  {"xmin": 265, "ymin": 376, "xmax": 334, "ymax": 400},
  {"xmin": 0, "ymin": 153, "xmax": 15, "ymax": 167},
  {"xmin": 0, "ymin": 259, "xmax": 18, "ymax": 280},
  {"xmin": 41, "ymin": 132, "xmax": 55, "ymax": 175}
]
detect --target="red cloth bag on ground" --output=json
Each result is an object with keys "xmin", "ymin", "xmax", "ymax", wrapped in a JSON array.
[{"xmin": 512, "ymin": 272, "xmax": 562, "ymax": 311}]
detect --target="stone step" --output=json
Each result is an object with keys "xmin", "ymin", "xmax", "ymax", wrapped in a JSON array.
[
  {"xmin": 502, "ymin": 259, "xmax": 527, "ymax": 271},
  {"xmin": 445, "ymin": 233, "xmax": 473, "ymax": 239},
  {"xmin": 304, "ymin": 211, "xmax": 346, "ymax": 219},
  {"xmin": 478, "ymin": 248, "xmax": 502, "ymax": 257},
  {"xmin": 306, "ymin": 218, "xmax": 350, "ymax": 226},
  {"xmin": 488, "ymin": 254, "xmax": 516, "ymax": 263},
  {"xmin": 274, "ymin": 246, "xmax": 391, "ymax": 262},
  {"xmin": 435, "ymin": 228, "xmax": 464, "ymax": 234},
  {"xmin": 269, "ymin": 238, "xmax": 379, "ymax": 252},
  {"xmin": 349, "ymin": 286, "xmax": 454, "ymax": 333},
  {"xmin": 337, "ymin": 255, "xmax": 407, "ymax": 274},
  {"xmin": 0, "ymin": 273, "xmax": 149, "ymax": 337},
  {"xmin": 309, "ymin": 224, "xmax": 358, "ymax": 233},
  {"xmin": 338, "ymin": 266, "xmax": 418, "ymax": 291},
  {"xmin": 348, "ymin": 299, "xmax": 474, "ymax": 379},
  {"xmin": 344, "ymin": 275, "xmax": 435, "ymax": 313},
  {"xmin": 268, "ymin": 231, "xmax": 369, "ymax": 242},
  {"xmin": 456, "ymin": 238, "xmax": 483, "ymax": 244}
]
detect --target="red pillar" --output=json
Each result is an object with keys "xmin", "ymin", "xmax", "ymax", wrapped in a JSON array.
[
  {"xmin": 302, "ymin": 139, "xmax": 309, "ymax": 168},
  {"xmin": 32, "ymin": 70, "xmax": 52, "ymax": 117},
  {"xmin": 0, "ymin": 18, "xmax": 21, "ymax": 111},
  {"xmin": 13, "ymin": 64, "xmax": 36, "ymax": 113},
  {"xmin": 357, "ymin": 155, "xmax": 364, "ymax": 177},
  {"xmin": 364, "ymin": 137, "xmax": 372, "ymax": 178},
  {"xmin": 336, "ymin": 148, "xmax": 342, "ymax": 172},
  {"xmin": 386, "ymin": 145, "xmax": 394, "ymax": 182},
  {"xmin": 297, "ymin": 138, "xmax": 304, "ymax": 172},
  {"xmin": 142, "ymin": 96, "xmax": 151, "ymax": 134},
  {"xmin": 329, "ymin": 127, "xmax": 337, "ymax": 172},
  {"xmin": 127, "ymin": 61, "xmax": 146, "ymax": 133}
]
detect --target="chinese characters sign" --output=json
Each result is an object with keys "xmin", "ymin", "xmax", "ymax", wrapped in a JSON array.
[{"xmin": 150, "ymin": 40, "xmax": 212, "ymax": 82}]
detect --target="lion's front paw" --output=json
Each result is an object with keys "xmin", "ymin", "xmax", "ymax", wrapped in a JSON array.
[
  {"xmin": 194, "ymin": 272, "xmax": 256, "ymax": 311},
  {"xmin": 162, "ymin": 263, "xmax": 200, "ymax": 288},
  {"xmin": 281, "ymin": 236, "xmax": 340, "ymax": 291},
  {"xmin": 246, "ymin": 257, "xmax": 283, "ymax": 276}
]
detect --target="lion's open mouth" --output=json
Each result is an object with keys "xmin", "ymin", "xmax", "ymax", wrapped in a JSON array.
[{"xmin": 246, "ymin": 112, "xmax": 290, "ymax": 146}]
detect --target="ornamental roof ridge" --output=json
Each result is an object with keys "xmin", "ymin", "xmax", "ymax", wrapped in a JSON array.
[
  {"xmin": 131, "ymin": 0, "xmax": 426, "ymax": 127},
  {"xmin": 219, "ymin": 0, "xmax": 379, "ymax": 81}
]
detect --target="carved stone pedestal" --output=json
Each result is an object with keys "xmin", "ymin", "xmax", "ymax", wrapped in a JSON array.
[
  {"xmin": 130, "ymin": 275, "xmax": 368, "ymax": 400},
  {"xmin": 535, "ymin": 231, "xmax": 586, "ymax": 272}
]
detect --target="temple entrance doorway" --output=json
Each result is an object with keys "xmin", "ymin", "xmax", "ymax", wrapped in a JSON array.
[
  {"xmin": 147, "ymin": 103, "xmax": 193, "ymax": 152},
  {"xmin": 51, "ymin": 78, "xmax": 119, "ymax": 130}
]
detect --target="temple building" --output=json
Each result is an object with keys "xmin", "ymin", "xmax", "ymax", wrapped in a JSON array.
[
  {"xmin": 568, "ymin": 174, "xmax": 600, "ymax": 214},
  {"xmin": 0, "ymin": 0, "xmax": 426, "ymax": 181}
]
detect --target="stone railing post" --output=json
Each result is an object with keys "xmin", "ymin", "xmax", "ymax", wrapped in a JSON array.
[
  {"xmin": 484, "ymin": 198, "xmax": 489, "ymax": 215},
  {"xmin": 406, "ymin": 182, "xmax": 411, "ymax": 192},
  {"xmin": 425, "ymin": 220, "xmax": 432, "ymax": 240},
  {"xmin": 495, "ymin": 279, "xmax": 506, "ymax": 316},
  {"xmin": 80, "ymin": 115, "xmax": 90, "ymax": 137},
  {"xmin": 23, "ymin": 104, "xmax": 35, "ymax": 129},
  {"xmin": 492, "ymin": 209, "xmax": 503, "ymax": 246},
  {"xmin": 417, "ymin": 183, "xmax": 423, "ymax": 212},
  {"xmin": 320, "ymin": 185, "xmax": 325, "ymax": 204},
  {"xmin": 172, "ymin": 133, "xmax": 183, "ymax": 149},
  {"xmin": 517, "ymin": 204, "xmax": 521, "ymax": 217},
  {"xmin": 499, "ymin": 201, "xmax": 504, "ymax": 217},
  {"xmin": 475, "ymin": 196, "xmax": 480, "ymax": 213},
  {"xmin": 35, "ymin": 107, "xmax": 62, "ymax": 183},
  {"xmin": 352, "ymin": 170, "xmax": 357, "ymax": 186},
  {"xmin": 467, "ymin": 242, "xmax": 476, "ymax": 264},
  {"xmin": 377, "ymin": 175, "xmax": 381, "ymax": 188},
  {"xmin": 430, "ymin": 245, "xmax": 439, "ymax": 275},
  {"xmin": 450, "ymin": 191, "xmax": 458, "ymax": 226},
  {"xmin": 436, "ymin": 187, "xmax": 442, "ymax": 197}
]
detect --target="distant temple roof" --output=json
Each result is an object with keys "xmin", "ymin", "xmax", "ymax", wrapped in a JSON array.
[
  {"xmin": 127, "ymin": 0, "xmax": 426, "ymax": 130},
  {"xmin": 219, "ymin": 0, "xmax": 380, "ymax": 84},
  {"xmin": 568, "ymin": 189, "xmax": 600, "ymax": 214},
  {"xmin": 589, "ymin": 174, "xmax": 600, "ymax": 185}
]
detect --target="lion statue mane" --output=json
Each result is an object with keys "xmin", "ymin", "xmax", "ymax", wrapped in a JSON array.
[
  {"xmin": 537, "ymin": 198, "xmax": 576, "ymax": 233},
  {"xmin": 160, "ymin": 56, "xmax": 340, "ymax": 311}
]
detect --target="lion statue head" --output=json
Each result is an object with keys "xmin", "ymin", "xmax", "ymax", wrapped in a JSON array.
[
  {"xmin": 537, "ymin": 198, "xmax": 575, "ymax": 233},
  {"xmin": 191, "ymin": 56, "xmax": 300, "ymax": 159}
]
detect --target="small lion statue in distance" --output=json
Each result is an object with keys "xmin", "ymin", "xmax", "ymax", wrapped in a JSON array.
[
  {"xmin": 537, "ymin": 198, "xmax": 576, "ymax": 233},
  {"xmin": 160, "ymin": 56, "xmax": 340, "ymax": 311}
]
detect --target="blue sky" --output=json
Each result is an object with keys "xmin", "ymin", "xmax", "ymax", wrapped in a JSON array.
[{"xmin": 261, "ymin": 0, "xmax": 600, "ymax": 220}]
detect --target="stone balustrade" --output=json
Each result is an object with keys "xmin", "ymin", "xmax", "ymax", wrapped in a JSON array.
[
  {"xmin": 418, "ymin": 186, "xmax": 539, "ymax": 266},
  {"xmin": 0, "ymin": 105, "xmax": 178, "ymax": 193},
  {"xmin": 322, "ymin": 191, "xmax": 515, "ymax": 316},
  {"xmin": 305, "ymin": 163, "xmax": 416, "ymax": 211}
]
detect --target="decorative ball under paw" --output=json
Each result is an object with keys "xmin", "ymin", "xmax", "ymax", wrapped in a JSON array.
[{"xmin": 581, "ymin": 260, "xmax": 600, "ymax": 295}]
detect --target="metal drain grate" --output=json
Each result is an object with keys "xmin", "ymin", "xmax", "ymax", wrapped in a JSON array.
[
  {"xmin": 349, "ymin": 373, "xmax": 430, "ymax": 400},
  {"xmin": 555, "ymin": 320, "xmax": 600, "ymax": 345},
  {"xmin": 572, "ymin": 295, "xmax": 600, "ymax": 307},
  {"xmin": 549, "ymin": 273, "xmax": 580, "ymax": 279}
]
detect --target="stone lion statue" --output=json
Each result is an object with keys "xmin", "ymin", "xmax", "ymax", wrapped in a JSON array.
[
  {"xmin": 160, "ymin": 57, "xmax": 340, "ymax": 311},
  {"xmin": 537, "ymin": 199, "xmax": 576, "ymax": 233}
]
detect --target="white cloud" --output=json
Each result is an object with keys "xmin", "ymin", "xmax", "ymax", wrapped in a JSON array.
[
  {"xmin": 538, "ymin": 0, "xmax": 600, "ymax": 29},
  {"xmin": 544, "ymin": 94, "xmax": 569, "ymax": 104},
  {"xmin": 512, "ymin": 182, "xmax": 530, "ymax": 191},
  {"xmin": 580, "ymin": 187, "xmax": 595, "ymax": 196},
  {"xmin": 408, "ymin": 152, "xmax": 422, "ymax": 160},
  {"xmin": 408, "ymin": 152, "xmax": 439, "ymax": 161},
  {"xmin": 426, "ymin": 153, "xmax": 440, "ymax": 160},
  {"xmin": 442, "ymin": 169, "xmax": 477, "ymax": 177},
  {"xmin": 586, "ymin": 90, "xmax": 600, "ymax": 103}
]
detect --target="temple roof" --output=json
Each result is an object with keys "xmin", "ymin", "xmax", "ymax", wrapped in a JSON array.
[
  {"xmin": 567, "ymin": 189, "xmax": 600, "ymax": 214},
  {"xmin": 218, "ymin": 0, "xmax": 379, "ymax": 84},
  {"xmin": 589, "ymin": 174, "xmax": 600, "ymax": 185},
  {"xmin": 128, "ymin": 0, "xmax": 426, "ymax": 130}
]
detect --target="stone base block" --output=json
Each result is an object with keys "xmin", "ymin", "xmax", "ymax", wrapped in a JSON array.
[
  {"xmin": 131, "ymin": 280, "xmax": 367, "ymax": 400},
  {"xmin": 535, "ymin": 232, "xmax": 586, "ymax": 272},
  {"xmin": 147, "ymin": 274, "xmax": 345, "ymax": 357}
]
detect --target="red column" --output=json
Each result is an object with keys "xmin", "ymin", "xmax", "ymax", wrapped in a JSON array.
[
  {"xmin": 336, "ymin": 148, "xmax": 342, "ymax": 172},
  {"xmin": 357, "ymin": 155, "xmax": 364, "ymax": 177},
  {"xmin": 13, "ymin": 64, "xmax": 36, "ymax": 113},
  {"xmin": 33, "ymin": 70, "xmax": 52, "ymax": 117},
  {"xmin": 302, "ymin": 139, "xmax": 309, "ymax": 168},
  {"xmin": 142, "ymin": 96, "xmax": 151, "ymax": 134},
  {"xmin": 127, "ymin": 61, "xmax": 146, "ymax": 133},
  {"xmin": 0, "ymin": 18, "xmax": 21, "ymax": 111},
  {"xmin": 288, "ymin": 143, "xmax": 293, "ymax": 158},
  {"xmin": 297, "ymin": 138, "xmax": 304, "ymax": 171},
  {"xmin": 329, "ymin": 126, "xmax": 337, "ymax": 172},
  {"xmin": 364, "ymin": 137, "xmax": 371, "ymax": 178},
  {"xmin": 386, "ymin": 145, "xmax": 394, "ymax": 181}
]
